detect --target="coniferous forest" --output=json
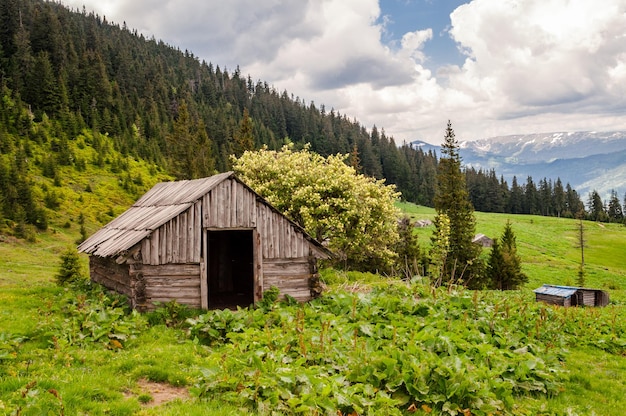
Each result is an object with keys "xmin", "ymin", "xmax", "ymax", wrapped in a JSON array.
[{"xmin": 2, "ymin": 0, "xmax": 617, "ymax": 237}]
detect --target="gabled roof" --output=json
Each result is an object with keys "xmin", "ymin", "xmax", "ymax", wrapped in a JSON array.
[
  {"xmin": 533, "ymin": 284, "xmax": 578, "ymax": 298},
  {"xmin": 78, "ymin": 172, "xmax": 331, "ymax": 259},
  {"xmin": 78, "ymin": 172, "xmax": 233, "ymax": 258}
]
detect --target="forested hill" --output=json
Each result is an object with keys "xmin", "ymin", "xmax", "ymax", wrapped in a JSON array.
[
  {"xmin": 1, "ymin": 0, "xmax": 594, "ymax": 239},
  {"xmin": 0, "ymin": 0, "xmax": 436, "ymax": 182}
]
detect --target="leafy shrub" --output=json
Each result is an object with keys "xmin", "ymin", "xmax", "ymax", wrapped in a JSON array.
[
  {"xmin": 41, "ymin": 284, "xmax": 147, "ymax": 350},
  {"xmin": 191, "ymin": 284, "xmax": 576, "ymax": 414},
  {"xmin": 146, "ymin": 300, "xmax": 198, "ymax": 327}
]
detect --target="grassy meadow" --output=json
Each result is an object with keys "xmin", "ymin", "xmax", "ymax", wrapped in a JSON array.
[
  {"xmin": 0, "ymin": 202, "xmax": 625, "ymax": 415},
  {"xmin": 398, "ymin": 202, "xmax": 626, "ymax": 299}
]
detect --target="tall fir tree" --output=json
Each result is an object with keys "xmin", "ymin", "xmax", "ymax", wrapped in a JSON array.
[
  {"xmin": 232, "ymin": 107, "xmax": 254, "ymax": 158},
  {"xmin": 166, "ymin": 101, "xmax": 215, "ymax": 179},
  {"xmin": 432, "ymin": 121, "xmax": 482, "ymax": 287},
  {"xmin": 607, "ymin": 189, "xmax": 623, "ymax": 223},
  {"xmin": 587, "ymin": 190, "xmax": 606, "ymax": 222}
]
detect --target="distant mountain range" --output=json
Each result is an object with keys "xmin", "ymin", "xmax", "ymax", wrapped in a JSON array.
[{"xmin": 412, "ymin": 131, "xmax": 626, "ymax": 200}]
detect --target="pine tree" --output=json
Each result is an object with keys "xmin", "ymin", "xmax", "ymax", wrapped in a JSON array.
[
  {"xmin": 166, "ymin": 101, "xmax": 215, "ymax": 179},
  {"xmin": 432, "ymin": 121, "xmax": 481, "ymax": 286},
  {"xmin": 553, "ymin": 178, "xmax": 565, "ymax": 218},
  {"xmin": 607, "ymin": 190, "xmax": 623, "ymax": 223},
  {"xmin": 55, "ymin": 247, "xmax": 85, "ymax": 285},
  {"xmin": 232, "ymin": 107, "xmax": 254, "ymax": 157},
  {"xmin": 587, "ymin": 190, "xmax": 606, "ymax": 222},
  {"xmin": 394, "ymin": 216, "xmax": 422, "ymax": 278},
  {"xmin": 488, "ymin": 220, "xmax": 527, "ymax": 290}
]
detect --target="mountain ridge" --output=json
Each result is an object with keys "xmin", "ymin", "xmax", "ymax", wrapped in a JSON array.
[{"xmin": 412, "ymin": 130, "xmax": 626, "ymax": 199}]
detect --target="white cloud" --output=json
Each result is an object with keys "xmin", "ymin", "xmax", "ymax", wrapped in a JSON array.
[{"xmin": 60, "ymin": 0, "xmax": 626, "ymax": 143}]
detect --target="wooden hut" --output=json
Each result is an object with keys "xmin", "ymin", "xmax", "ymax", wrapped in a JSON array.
[
  {"xmin": 78, "ymin": 172, "xmax": 332, "ymax": 311},
  {"xmin": 472, "ymin": 233, "xmax": 493, "ymax": 248},
  {"xmin": 533, "ymin": 284, "xmax": 610, "ymax": 307}
]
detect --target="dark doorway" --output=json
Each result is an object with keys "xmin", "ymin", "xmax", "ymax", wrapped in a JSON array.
[{"xmin": 207, "ymin": 230, "xmax": 254, "ymax": 309}]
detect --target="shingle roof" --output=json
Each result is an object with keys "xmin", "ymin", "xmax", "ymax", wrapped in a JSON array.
[{"xmin": 77, "ymin": 172, "xmax": 233, "ymax": 257}]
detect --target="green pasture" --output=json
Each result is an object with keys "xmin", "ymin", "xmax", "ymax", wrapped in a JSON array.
[{"xmin": 0, "ymin": 203, "xmax": 624, "ymax": 414}]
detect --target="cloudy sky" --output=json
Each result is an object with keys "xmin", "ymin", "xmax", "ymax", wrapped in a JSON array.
[{"xmin": 61, "ymin": 0, "xmax": 626, "ymax": 144}]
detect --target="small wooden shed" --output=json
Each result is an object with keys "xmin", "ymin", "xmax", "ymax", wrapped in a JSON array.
[
  {"xmin": 472, "ymin": 233, "xmax": 493, "ymax": 248},
  {"xmin": 78, "ymin": 172, "xmax": 331, "ymax": 311},
  {"xmin": 533, "ymin": 284, "xmax": 610, "ymax": 307}
]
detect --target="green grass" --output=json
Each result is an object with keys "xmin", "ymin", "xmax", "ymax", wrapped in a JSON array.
[
  {"xmin": 0, "ymin": 201, "xmax": 624, "ymax": 414},
  {"xmin": 398, "ymin": 201, "xmax": 626, "ymax": 300}
]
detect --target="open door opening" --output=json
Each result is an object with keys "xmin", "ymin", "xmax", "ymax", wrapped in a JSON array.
[{"xmin": 207, "ymin": 230, "xmax": 254, "ymax": 309}]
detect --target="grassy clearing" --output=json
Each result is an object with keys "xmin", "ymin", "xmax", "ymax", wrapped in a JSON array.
[
  {"xmin": 0, "ymin": 202, "xmax": 624, "ymax": 414},
  {"xmin": 398, "ymin": 202, "xmax": 626, "ymax": 300}
]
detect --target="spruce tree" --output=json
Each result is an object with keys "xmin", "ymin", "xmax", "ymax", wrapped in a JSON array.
[
  {"xmin": 232, "ymin": 108, "xmax": 254, "ymax": 157},
  {"xmin": 432, "ymin": 121, "xmax": 482, "ymax": 286},
  {"xmin": 607, "ymin": 190, "xmax": 623, "ymax": 223},
  {"xmin": 489, "ymin": 220, "xmax": 527, "ymax": 290}
]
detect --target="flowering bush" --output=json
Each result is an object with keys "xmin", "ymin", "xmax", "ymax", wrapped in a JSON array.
[{"xmin": 232, "ymin": 145, "xmax": 400, "ymax": 271}]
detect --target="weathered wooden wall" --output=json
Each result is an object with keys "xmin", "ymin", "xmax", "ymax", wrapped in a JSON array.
[
  {"xmin": 263, "ymin": 257, "xmax": 314, "ymax": 302},
  {"xmin": 141, "ymin": 264, "xmax": 201, "ymax": 310},
  {"xmin": 141, "ymin": 178, "xmax": 313, "ymax": 267},
  {"xmin": 109, "ymin": 176, "xmax": 326, "ymax": 308},
  {"xmin": 535, "ymin": 293, "xmax": 570, "ymax": 307},
  {"xmin": 90, "ymin": 256, "xmax": 132, "ymax": 297},
  {"xmin": 141, "ymin": 201, "xmax": 202, "ymax": 266},
  {"xmin": 203, "ymin": 178, "xmax": 311, "ymax": 259},
  {"xmin": 204, "ymin": 177, "xmax": 257, "ymax": 229}
]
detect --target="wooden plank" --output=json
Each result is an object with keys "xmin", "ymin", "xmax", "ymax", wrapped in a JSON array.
[
  {"xmin": 226, "ymin": 180, "xmax": 233, "ymax": 227},
  {"xmin": 161, "ymin": 225, "xmax": 168, "ymax": 264},
  {"xmin": 143, "ymin": 271, "xmax": 200, "ymax": 280},
  {"xmin": 142, "ymin": 239, "xmax": 150, "ymax": 264},
  {"xmin": 236, "ymin": 181, "xmax": 245, "ymax": 227},
  {"xmin": 263, "ymin": 265, "xmax": 309, "ymax": 276},
  {"xmin": 266, "ymin": 208, "xmax": 274, "ymax": 258},
  {"xmin": 261, "ymin": 206, "xmax": 268, "ymax": 258},
  {"xmin": 171, "ymin": 217, "xmax": 179, "ymax": 263},
  {"xmin": 216, "ymin": 183, "xmax": 224, "ymax": 227},
  {"xmin": 211, "ymin": 188, "xmax": 219, "ymax": 227},
  {"xmin": 200, "ymin": 254, "xmax": 208, "ymax": 309},
  {"xmin": 250, "ymin": 194, "xmax": 257, "ymax": 227},
  {"xmin": 264, "ymin": 275, "xmax": 310, "ymax": 288},
  {"xmin": 141, "ymin": 264, "xmax": 200, "ymax": 276},
  {"xmin": 230, "ymin": 179, "xmax": 237, "ymax": 226},
  {"xmin": 278, "ymin": 215, "xmax": 285, "ymax": 258},
  {"xmin": 202, "ymin": 193, "xmax": 209, "ymax": 228},
  {"xmin": 180, "ymin": 210, "xmax": 188, "ymax": 263},
  {"xmin": 144, "ymin": 279, "xmax": 201, "ymax": 288},
  {"xmin": 273, "ymin": 212, "xmax": 281, "ymax": 258},
  {"xmin": 187, "ymin": 207, "xmax": 195, "ymax": 262},
  {"xmin": 254, "ymin": 229, "xmax": 263, "ymax": 302},
  {"xmin": 164, "ymin": 220, "xmax": 172, "ymax": 263},
  {"xmin": 145, "ymin": 287, "xmax": 201, "ymax": 298},
  {"xmin": 150, "ymin": 231, "xmax": 159, "ymax": 265},
  {"xmin": 194, "ymin": 202, "xmax": 202, "ymax": 262}
]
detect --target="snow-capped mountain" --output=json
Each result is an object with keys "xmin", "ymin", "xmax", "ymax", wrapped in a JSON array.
[{"xmin": 412, "ymin": 131, "xmax": 626, "ymax": 199}]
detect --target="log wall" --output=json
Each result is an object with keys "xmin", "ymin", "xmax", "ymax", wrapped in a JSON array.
[
  {"xmin": 90, "ymin": 256, "xmax": 132, "ymax": 297},
  {"xmin": 263, "ymin": 257, "xmax": 314, "ymax": 302},
  {"xmin": 141, "ymin": 264, "xmax": 202, "ymax": 310}
]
